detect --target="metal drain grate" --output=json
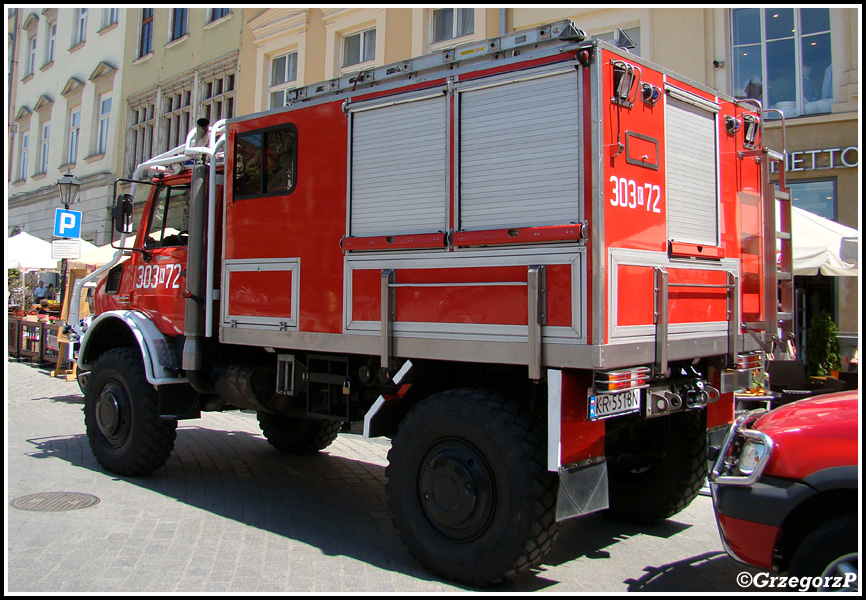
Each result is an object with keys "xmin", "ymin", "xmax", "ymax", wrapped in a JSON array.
[{"xmin": 10, "ymin": 492, "xmax": 101, "ymax": 512}]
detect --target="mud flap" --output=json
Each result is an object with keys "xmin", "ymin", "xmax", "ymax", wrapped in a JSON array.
[
  {"xmin": 158, "ymin": 383, "xmax": 201, "ymax": 420},
  {"xmin": 556, "ymin": 460, "xmax": 609, "ymax": 522}
]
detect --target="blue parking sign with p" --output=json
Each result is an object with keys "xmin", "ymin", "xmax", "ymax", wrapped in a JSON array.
[{"xmin": 54, "ymin": 208, "xmax": 82, "ymax": 239}]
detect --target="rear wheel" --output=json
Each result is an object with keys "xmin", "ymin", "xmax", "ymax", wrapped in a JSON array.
[
  {"xmin": 605, "ymin": 410, "xmax": 707, "ymax": 524},
  {"xmin": 84, "ymin": 347, "xmax": 177, "ymax": 475},
  {"xmin": 256, "ymin": 413, "xmax": 341, "ymax": 454},
  {"xmin": 386, "ymin": 389, "xmax": 558, "ymax": 587}
]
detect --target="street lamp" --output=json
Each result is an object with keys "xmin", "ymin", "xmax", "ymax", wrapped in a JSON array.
[
  {"xmin": 57, "ymin": 172, "xmax": 81, "ymax": 206},
  {"xmin": 56, "ymin": 172, "xmax": 81, "ymax": 308}
]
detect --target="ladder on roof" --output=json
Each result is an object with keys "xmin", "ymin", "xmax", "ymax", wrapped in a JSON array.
[{"xmin": 284, "ymin": 21, "xmax": 586, "ymax": 105}]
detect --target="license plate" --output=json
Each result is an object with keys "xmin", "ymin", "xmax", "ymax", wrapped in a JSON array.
[{"xmin": 589, "ymin": 388, "xmax": 641, "ymax": 421}]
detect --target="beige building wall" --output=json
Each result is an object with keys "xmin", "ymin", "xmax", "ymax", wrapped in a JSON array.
[
  {"xmin": 8, "ymin": 8, "xmax": 126, "ymax": 245},
  {"xmin": 245, "ymin": 8, "xmax": 415, "ymax": 114},
  {"xmin": 120, "ymin": 9, "xmax": 243, "ymax": 177}
]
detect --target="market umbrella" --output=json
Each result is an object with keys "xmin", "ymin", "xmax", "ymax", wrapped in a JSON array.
[
  {"xmin": 68, "ymin": 236, "xmax": 135, "ymax": 269},
  {"xmin": 790, "ymin": 207, "xmax": 859, "ymax": 277},
  {"xmin": 7, "ymin": 232, "xmax": 58, "ymax": 270}
]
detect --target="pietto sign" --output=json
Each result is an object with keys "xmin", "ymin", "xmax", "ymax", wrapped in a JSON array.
[{"xmin": 770, "ymin": 146, "xmax": 858, "ymax": 173}]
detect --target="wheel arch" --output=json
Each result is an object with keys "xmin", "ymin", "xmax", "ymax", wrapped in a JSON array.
[
  {"xmin": 78, "ymin": 310, "xmax": 186, "ymax": 386},
  {"xmin": 774, "ymin": 485, "xmax": 858, "ymax": 572},
  {"xmin": 363, "ymin": 359, "xmax": 536, "ymax": 439}
]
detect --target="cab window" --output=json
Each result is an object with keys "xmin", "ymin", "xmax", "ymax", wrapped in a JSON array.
[{"xmin": 145, "ymin": 185, "xmax": 190, "ymax": 248}]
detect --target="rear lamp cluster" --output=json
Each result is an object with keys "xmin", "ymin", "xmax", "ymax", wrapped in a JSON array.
[{"xmin": 594, "ymin": 366, "xmax": 651, "ymax": 392}]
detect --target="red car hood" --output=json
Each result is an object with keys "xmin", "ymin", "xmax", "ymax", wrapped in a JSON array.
[{"xmin": 753, "ymin": 391, "xmax": 859, "ymax": 481}]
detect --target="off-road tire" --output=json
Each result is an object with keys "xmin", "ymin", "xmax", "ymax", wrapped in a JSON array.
[
  {"xmin": 256, "ymin": 413, "xmax": 341, "ymax": 454},
  {"xmin": 605, "ymin": 409, "xmax": 707, "ymax": 524},
  {"xmin": 788, "ymin": 514, "xmax": 858, "ymax": 591},
  {"xmin": 386, "ymin": 389, "xmax": 558, "ymax": 587},
  {"xmin": 84, "ymin": 347, "xmax": 178, "ymax": 476}
]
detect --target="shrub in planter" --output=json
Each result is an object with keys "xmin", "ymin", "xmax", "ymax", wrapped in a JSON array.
[{"xmin": 806, "ymin": 310, "xmax": 841, "ymax": 377}]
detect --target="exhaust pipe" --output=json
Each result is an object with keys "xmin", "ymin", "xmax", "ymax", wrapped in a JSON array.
[{"xmin": 182, "ymin": 120, "xmax": 216, "ymax": 394}]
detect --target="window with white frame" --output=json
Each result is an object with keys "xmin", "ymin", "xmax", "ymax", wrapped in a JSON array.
[
  {"xmin": 342, "ymin": 28, "xmax": 376, "ymax": 68},
  {"xmin": 74, "ymin": 8, "xmax": 88, "ymax": 46},
  {"xmin": 431, "ymin": 8, "xmax": 473, "ymax": 44},
  {"xmin": 128, "ymin": 102, "xmax": 155, "ymax": 173},
  {"xmin": 140, "ymin": 8, "xmax": 154, "ymax": 57},
  {"xmin": 68, "ymin": 108, "xmax": 81, "ymax": 164},
  {"xmin": 732, "ymin": 8, "xmax": 833, "ymax": 118},
  {"xmin": 97, "ymin": 95, "xmax": 111, "ymax": 155},
  {"xmin": 201, "ymin": 70, "xmax": 236, "ymax": 123},
  {"xmin": 163, "ymin": 86, "xmax": 192, "ymax": 151},
  {"xmin": 269, "ymin": 52, "xmax": 298, "ymax": 109},
  {"xmin": 38, "ymin": 123, "xmax": 51, "ymax": 174},
  {"xmin": 171, "ymin": 8, "xmax": 189, "ymax": 41},
  {"xmin": 45, "ymin": 21, "xmax": 57, "ymax": 64},
  {"xmin": 102, "ymin": 8, "xmax": 119, "ymax": 28},
  {"xmin": 19, "ymin": 133, "xmax": 30, "ymax": 181},
  {"xmin": 26, "ymin": 35, "xmax": 37, "ymax": 77}
]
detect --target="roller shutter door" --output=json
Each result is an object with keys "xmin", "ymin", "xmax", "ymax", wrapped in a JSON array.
[
  {"xmin": 350, "ymin": 95, "xmax": 448, "ymax": 237},
  {"xmin": 459, "ymin": 71, "xmax": 581, "ymax": 231},
  {"xmin": 665, "ymin": 96, "xmax": 719, "ymax": 245}
]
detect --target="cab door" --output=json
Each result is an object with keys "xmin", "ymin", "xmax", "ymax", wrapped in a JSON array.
[{"xmin": 129, "ymin": 182, "xmax": 191, "ymax": 336}]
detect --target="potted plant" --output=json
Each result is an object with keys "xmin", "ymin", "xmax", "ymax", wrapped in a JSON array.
[{"xmin": 806, "ymin": 310, "xmax": 842, "ymax": 377}]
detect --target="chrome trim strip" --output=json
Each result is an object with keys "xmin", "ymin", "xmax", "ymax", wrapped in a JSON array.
[{"xmin": 547, "ymin": 368, "xmax": 563, "ymax": 472}]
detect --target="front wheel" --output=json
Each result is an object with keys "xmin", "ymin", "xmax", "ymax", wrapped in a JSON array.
[
  {"xmin": 83, "ymin": 347, "xmax": 177, "ymax": 475},
  {"xmin": 386, "ymin": 389, "xmax": 558, "ymax": 587},
  {"xmin": 788, "ymin": 514, "xmax": 858, "ymax": 592}
]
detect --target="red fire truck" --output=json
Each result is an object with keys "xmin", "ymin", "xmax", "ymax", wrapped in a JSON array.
[{"xmin": 68, "ymin": 22, "xmax": 793, "ymax": 586}]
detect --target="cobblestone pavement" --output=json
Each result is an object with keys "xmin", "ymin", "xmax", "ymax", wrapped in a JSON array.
[{"xmin": 6, "ymin": 358, "xmax": 767, "ymax": 593}]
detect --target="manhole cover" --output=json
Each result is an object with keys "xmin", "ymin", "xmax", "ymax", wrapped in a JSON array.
[{"xmin": 10, "ymin": 492, "xmax": 100, "ymax": 512}]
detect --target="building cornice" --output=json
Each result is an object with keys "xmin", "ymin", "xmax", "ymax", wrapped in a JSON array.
[
  {"xmin": 89, "ymin": 61, "xmax": 118, "ymax": 82},
  {"xmin": 33, "ymin": 94, "xmax": 53, "ymax": 113},
  {"xmin": 22, "ymin": 12, "xmax": 39, "ymax": 31},
  {"xmin": 15, "ymin": 106, "xmax": 32, "ymax": 122},
  {"xmin": 8, "ymin": 171, "xmax": 114, "ymax": 207},
  {"xmin": 61, "ymin": 77, "xmax": 85, "ymax": 98},
  {"xmin": 249, "ymin": 9, "xmax": 309, "ymax": 44}
]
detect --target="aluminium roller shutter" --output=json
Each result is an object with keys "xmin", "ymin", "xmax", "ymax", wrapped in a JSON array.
[
  {"xmin": 458, "ymin": 70, "xmax": 582, "ymax": 231},
  {"xmin": 665, "ymin": 95, "xmax": 720, "ymax": 245},
  {"xmin": 349, "ymin": 95, "xmax": 448, "ymax": 237}
]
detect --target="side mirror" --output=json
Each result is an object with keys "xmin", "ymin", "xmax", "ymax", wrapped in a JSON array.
[{"xmin": 113, "ymin": 194, "xmax": 134, "ymax": 233}]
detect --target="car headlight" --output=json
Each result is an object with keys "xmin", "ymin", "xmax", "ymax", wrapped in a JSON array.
[{"xmin": 737, "ymin": 439, "xmax": 768, "ymax": 475}]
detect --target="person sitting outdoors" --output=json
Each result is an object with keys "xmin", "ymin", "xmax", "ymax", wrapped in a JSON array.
[{"xmin": 37, "ymin": 299, "xmax": 51, "ymax": 323}]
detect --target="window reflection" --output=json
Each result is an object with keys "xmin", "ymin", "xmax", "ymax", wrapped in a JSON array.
[{"xmin": 732, "ymin": 8, "xmax": 833, "ymax": 118}]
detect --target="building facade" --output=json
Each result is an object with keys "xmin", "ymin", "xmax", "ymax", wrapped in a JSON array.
[
  {"xmin": 8, "ymin": 8, "xmax": 126, "ymax": 245},
  {"xmin": 120, "ymin": 8, "xmax": 244, "ymax": 179}
]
